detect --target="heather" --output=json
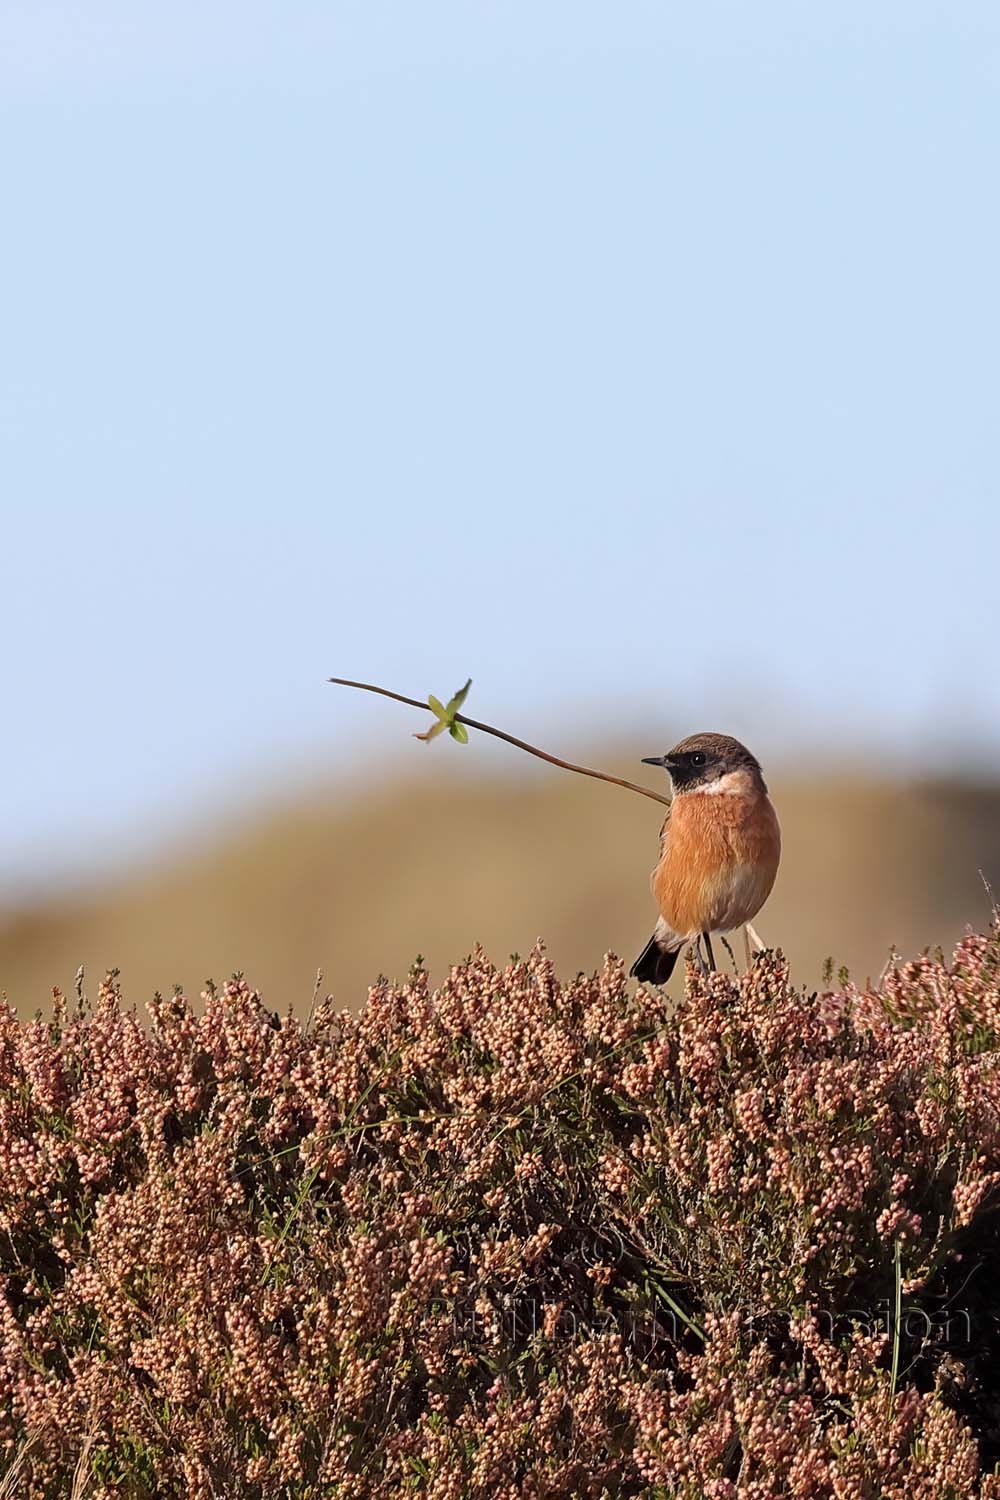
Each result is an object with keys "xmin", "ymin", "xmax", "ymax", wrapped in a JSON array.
[{"xmin": 3, "ymin": 929, "xmax": 1000, "ymax": 1497}]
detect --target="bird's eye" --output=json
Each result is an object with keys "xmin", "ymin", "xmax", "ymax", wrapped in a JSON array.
[{"xmin": 690, "ymin": 752, "xmax": 706, "ymax": 767}]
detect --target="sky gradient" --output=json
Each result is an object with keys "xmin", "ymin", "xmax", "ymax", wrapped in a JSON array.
[{"xmin": 2, "ymin": 1, "xmax": 998, "ymax": 897}]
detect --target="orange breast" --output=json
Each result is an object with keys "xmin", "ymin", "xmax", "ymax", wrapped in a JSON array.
[{"xmin": 652, "ymin": 790, "xmax": 781, "ymax": 937}]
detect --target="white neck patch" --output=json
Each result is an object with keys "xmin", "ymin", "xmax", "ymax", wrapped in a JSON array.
[{"xmin": 688, "ymin": 768, "xmax": 751, "ymax": 797}]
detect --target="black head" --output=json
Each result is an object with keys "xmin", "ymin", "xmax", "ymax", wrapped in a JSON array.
[{"xmin": 641, "ymin": 732, "xmax": 765, "ymax": 793}]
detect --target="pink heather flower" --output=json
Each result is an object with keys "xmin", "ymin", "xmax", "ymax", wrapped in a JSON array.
[{"xmin": 2, "ymin": 924, "xmax": 1000, "ymax": 1493}]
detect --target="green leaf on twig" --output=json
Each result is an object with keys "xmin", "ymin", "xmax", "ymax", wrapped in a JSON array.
[
  {"xmin": 445, "ymin": 679, "xmax": 472, "ymax": 716},
  {"xmin": 414, "ymin": 679, "xmax": 473, "ymax": 744},
  {"xmin": 415, "ymin": 717, "xmax": 449, "ymax": 742}
]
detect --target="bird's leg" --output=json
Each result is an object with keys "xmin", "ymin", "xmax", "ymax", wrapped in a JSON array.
[
  {"xmin": 691, "ymin": 938, "xmax": 709, "ymax": 977},
  {"xmin": 746, "ymin": 918, "xmax": 773, "ymax": 954},
  {"xmin": 745, "ymin": 923, "xmax": 766, "ymax": 955},
  {"xmin": 702, "ymin": 932, "xmax": 716, "ymax": 972}
]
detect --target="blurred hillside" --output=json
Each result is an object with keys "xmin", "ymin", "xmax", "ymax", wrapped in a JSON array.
[{"xmin": 1, "ymin": 754, "xmax": 999, "ymax": 1016}]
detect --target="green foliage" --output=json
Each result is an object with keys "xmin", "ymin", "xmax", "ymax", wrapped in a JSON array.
[{"xmin": 414, "ymin": 678, "xmax": 472, "ymax": 743}]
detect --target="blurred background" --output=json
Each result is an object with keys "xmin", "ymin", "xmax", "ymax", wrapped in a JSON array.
[{"xmin": 2, "ymin": 2, "xmax": 998, "ymax": 1014}]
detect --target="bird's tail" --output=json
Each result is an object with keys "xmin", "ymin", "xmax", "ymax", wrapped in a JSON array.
[{"xmin": 629, "ymin": 933, "xmax": 682, "ymax": 986}]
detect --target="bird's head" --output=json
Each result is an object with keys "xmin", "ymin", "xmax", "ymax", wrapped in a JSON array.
[{"xmin": 641, "ymin": 732, "xmax": 766, "ymax": 795}]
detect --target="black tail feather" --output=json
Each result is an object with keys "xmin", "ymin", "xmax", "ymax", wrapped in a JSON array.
[{"xmin": 629, "ymin": 935, "xmax": 681, "ymax": 986}]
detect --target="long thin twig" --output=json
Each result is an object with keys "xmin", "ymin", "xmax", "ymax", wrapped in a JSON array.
[
  {"xmin": 887, "ymin": 1236, "xmax": 902, "ymax": 1425},
  {"xmin": 328, "ymin": 677, "xmax": 672, "ymax": 809},
  {"xmin": 305, "ymin": 967, "xmax": 324, "ymax": 1034},
  {"xmin": 70, "ymin": 1417, "xmax": 99, "ymax": 1500},
  {"xmin": 0, "ymin": 1422, "xmax": 51, "ymax": 1499}
]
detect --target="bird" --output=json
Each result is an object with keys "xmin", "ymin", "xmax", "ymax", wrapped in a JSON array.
[{"xmin": 630, "ymin": 732, "xmax": 781, "ymax": 985}]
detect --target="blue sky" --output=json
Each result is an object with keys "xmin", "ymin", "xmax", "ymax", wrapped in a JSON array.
[{"xmin": 2, "ymin": 2, "xmax": 998, "ymax": 895}]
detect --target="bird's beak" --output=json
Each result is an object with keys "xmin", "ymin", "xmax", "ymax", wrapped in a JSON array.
[{"xmin": 641, "ymin": 755, "xmax": 668, "ymax": 767}]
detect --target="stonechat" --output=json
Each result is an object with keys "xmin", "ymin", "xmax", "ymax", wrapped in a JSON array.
[{"xmin": 630, "ymin": 732, "xmax": 781, "ymax": 985}]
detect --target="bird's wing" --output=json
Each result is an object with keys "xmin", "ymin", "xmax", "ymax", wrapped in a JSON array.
[{"xmin": 648, "ymin": 802, "xmax": 674, "ymax": 900}]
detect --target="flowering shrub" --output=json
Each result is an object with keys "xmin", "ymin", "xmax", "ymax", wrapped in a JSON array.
[{"xmin": 3, "ymin": 922, "xmax": 1000, "ymax": 1496}]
